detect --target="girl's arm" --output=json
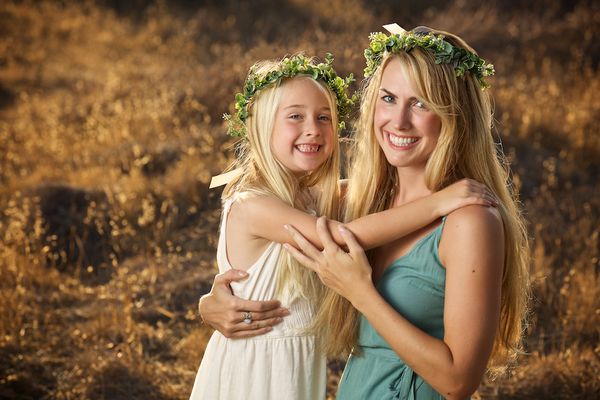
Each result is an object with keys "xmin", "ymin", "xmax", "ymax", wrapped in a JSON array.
[
  {"xmin": 284, "ymin": 208, "xmax": 504, "ymax": 400},
  {"xmin": 240, "ymin": 178, "xmax": 495, "ymax": 250}
]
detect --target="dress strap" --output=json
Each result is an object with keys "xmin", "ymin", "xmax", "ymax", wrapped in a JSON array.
[{"xmin": 216, "ymin": 192, "xmax": 247, "ymax": 271}]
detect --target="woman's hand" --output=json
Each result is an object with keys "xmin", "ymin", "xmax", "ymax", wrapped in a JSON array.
[
  {"xmin": 198, "ymin": 269, "xmax": 289, "ymax": 338},
  {"xmin": 284, "ymin": 216, "xmax": 374, "ymax": 306},
  {"xmin": 433, "ymin": 178, "xmax": 498, "ymax": 217}
]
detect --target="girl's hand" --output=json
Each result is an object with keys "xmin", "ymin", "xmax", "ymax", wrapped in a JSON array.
[
  {"xmin": 284, "ymin": 216, "xmax": 373, "ymax": 305},
  {"xmin": 434, "ymin": 178, "xmax": 498, "ymax": 217},
  {"xmin": 199, "ymin": 269, "xmax": 289, "ymax": 338}
]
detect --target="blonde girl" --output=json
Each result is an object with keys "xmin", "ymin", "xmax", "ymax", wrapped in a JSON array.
[
  {"xmin": 285, "ymin": 26, "xmax": 530, "ymax": 400},
  {"xmin": 191, "ymin": 53, "xmax": 496, "ymax": 400}
]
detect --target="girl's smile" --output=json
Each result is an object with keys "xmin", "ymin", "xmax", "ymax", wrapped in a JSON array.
[{"xmin": 271, "ymin": 77, "xmax": 334, "ymax": 176}]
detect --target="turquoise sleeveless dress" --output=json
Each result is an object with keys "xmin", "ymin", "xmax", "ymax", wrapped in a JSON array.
[{"xmin": 337, "ymin": 218, "xmax": 452, "ymax": 400}]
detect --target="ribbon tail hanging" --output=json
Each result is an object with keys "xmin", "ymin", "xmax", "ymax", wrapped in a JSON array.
[{"xmin": 209, "ymin": 167, "xmax": 244, "ymax": 189}]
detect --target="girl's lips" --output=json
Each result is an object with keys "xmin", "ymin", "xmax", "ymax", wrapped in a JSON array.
[
  {"xmin": 295, "ymin": 144, "xmax": 321, "ymax": 153},
  {"xmin": 385, "ymin": 131, "xmax": 420, "ymax": 150}
]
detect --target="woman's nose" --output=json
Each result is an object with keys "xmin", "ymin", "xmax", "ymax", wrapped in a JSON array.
[{"xmin": 392, "ymin": 107, "xmax": 411, "ymax": 130}]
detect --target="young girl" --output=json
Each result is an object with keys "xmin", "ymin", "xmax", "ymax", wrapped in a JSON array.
[
  {"xmin": 190, "ymin": 53, "xmax": 496, "ymax": 400},
  {"xmin": 284, "ymin": 25, "xmax": 531, "ymax": 399}
]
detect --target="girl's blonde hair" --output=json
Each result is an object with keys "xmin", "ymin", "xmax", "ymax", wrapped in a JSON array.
[
  {"xmin": 314, "ymin": 30, "xmax": 530, "ymax": 372},
  {"xmin": 223, "ymin": 59, "xmax": 341, "ymax": 304}
]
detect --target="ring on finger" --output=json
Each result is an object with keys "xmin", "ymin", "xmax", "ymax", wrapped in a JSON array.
[{"xmin": 243, "ymin": 311, "xmax": 252, "ymax": 324}]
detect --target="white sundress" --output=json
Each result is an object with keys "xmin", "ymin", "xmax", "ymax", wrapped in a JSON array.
[{"xmin": 189, "ymin": 194, "xmax": 327, "ymax": 400}]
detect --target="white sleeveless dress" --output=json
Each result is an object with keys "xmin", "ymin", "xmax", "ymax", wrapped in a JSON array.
[{"xmin": 189, "ymin": 194, "xmax": 327, "ymax": 400}]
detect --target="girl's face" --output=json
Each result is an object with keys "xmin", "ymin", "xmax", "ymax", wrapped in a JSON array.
[
  {"xmin": 271, "ymin": 78, "xmax": 334, "ymax": 177},
  {"xmin": 373, "ymin": 57, "xmax": 442, "ymax": 170}
]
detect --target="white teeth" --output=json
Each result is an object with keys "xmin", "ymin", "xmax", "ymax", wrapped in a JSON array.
[
  {"xmin": 388, "ymin": 134, "xmax": 418, "ymax": 146},
  {"xmin": 296, "ymin": 144, "xmax": 320, "ymax": 152}
]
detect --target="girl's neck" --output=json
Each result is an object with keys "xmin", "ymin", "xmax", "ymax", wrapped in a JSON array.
[{"xmin": 393, "ymin": 166, "xmax": 432, "ymax": 206}]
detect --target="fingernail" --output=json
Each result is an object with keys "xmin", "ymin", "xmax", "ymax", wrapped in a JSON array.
[
  {"xmin": 284, "ymin": 224, "xmax": 290, "ymax": 230},
  {"xmin": 275, "ymin": 317, "xmax": 283, "ymax": 322},
  {"xmin": 338, "ymin": 226, "xmax": 348, "ymax": 234},
  {"xmin": 283, "ymin": 309, "xmax": 291, "ymax": 315},
  {"xmin": 266, "ymin": 326, "xmax": 273, "ymax": 331},
  {"xmin": 236, "ymin": 270, "xmax": 248, "ymax": 277}
]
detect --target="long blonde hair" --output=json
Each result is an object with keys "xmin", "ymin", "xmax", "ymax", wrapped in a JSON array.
[
  {"xmin": 314, "ymin": 30, "xmax": 530, "ymax": 371},
  {"xmin": 223, "ymin": 60, "xmax": 341, "ymax": 304}
]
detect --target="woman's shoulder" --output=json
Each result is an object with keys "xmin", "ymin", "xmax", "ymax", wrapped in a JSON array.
[{"xmin": 443, "ymin": 205, "xmax": 503, "ymax": 241}]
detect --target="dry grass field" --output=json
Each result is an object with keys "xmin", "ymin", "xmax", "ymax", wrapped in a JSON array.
[{"xmin": 0, "ymin": 0, "xmax": 598, "ymax": 399}]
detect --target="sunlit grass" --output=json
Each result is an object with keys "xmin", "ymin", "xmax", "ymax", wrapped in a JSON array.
[{"xmin": 0, "ymin": 0, "xmax": 598, "ymax": 399}]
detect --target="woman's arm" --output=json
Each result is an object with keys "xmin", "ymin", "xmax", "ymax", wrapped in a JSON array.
[
  {"xmin": 198, "ymin": 269, "xmax": 290, "ymax": 338},
  {"xmin": 284, "ymin": 208, "xmax": 504, "ymax": 400},
  {"xmin": 241, "ymin": 178, "xmax": 496, "ymax": 250}
]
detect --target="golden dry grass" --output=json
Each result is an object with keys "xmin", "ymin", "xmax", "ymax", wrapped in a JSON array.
[{"xmin": 0, "ymin": 0, "xmax": 598, "ymax": 399}]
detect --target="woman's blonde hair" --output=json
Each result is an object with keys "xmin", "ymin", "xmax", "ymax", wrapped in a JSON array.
[
  {"xmin": 223, "ymin": 59, "xmax": 341, "ymax": 304},
  {"xmin": 314, "ymin": 30, "xmax": 530, "ymax": 372}
]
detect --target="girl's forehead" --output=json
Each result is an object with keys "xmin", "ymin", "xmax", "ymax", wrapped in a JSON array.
[{"xmin": 279, "ymin": 78, "xmax": 331, "ymax": 105}]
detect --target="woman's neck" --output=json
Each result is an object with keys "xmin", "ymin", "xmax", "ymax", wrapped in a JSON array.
[{"xmin": 393, "ymin": 166, "xmax": 432, "ymax": 206}]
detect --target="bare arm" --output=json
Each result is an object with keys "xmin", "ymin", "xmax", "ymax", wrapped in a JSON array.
[
  {"xmin": 243, "ymin": 179, "xmax": 495, "ymax": 250},
  {"xmin": 198, "ymin": 269, "xmax": 290, "ymax": 338},
  {"xmin": 285, "ymin": 208, "xmax": 504, "ymax": 399}
]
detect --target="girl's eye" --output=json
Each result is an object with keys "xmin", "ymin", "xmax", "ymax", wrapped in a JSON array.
[
  {"xmin": 318, "ymin": 114, "xmax": 332, "ymax": 121},
  {"xmin": 381, "ymin": 95, "xmax": 395, "ymax": 103},
  {"xmin": 289, "ymin": 114, "xmax": 302, "ymax": 120}
]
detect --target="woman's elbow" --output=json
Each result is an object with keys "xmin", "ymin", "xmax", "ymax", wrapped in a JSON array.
[{"xmin": 442, "ymin": 376, "xmax": 481, "ymax": 400}]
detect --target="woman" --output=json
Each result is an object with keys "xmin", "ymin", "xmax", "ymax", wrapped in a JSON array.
[
  {"xmin": 284, "ymin": 25, "xmax": 530, "ymax": 399},
  {"xmin": 200, "ymin": 25, "xmax": 530, "ymax": 399}
]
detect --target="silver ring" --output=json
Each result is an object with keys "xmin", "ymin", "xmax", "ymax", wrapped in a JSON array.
[{"xmin": 243, "ymin": 311, "xmax": 252, "ymax": 324}]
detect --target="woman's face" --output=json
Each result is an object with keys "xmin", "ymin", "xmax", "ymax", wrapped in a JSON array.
[
  {"xmin": 271, "ymin": 78, "xmax": 334, "ymax": 177},
  {"xmin": 373, "ymin": 57, "xmax": 442, "ymax": 170}
]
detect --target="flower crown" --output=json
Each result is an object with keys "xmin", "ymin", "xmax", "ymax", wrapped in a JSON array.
[
  {"xmin": 223, "ymin": 53, "xmax": 356, "ymax": 138},
  {"xmin": 364, "ymin": 26, "xmax": 495, "ymax": 88}
]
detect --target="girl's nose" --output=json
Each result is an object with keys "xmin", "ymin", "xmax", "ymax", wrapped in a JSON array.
[{"xmin": 303, "ymin": 118, "xmax": 322, "ymax": 136}]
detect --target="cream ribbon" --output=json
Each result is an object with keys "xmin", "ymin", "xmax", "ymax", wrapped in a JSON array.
[
  {"xmin": 209, "ymin": 167, "xmax": 243, "ymax": 189},
  {"xmin": 383, "ymin": 23, "xmax": 406, "ymax": 35}
]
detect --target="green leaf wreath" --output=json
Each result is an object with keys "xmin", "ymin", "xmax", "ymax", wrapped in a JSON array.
[
  {"xmin": 364, "ymin": 31, "xmax": 495, "ymax": 88},
  {"xmin": 224, "ymin": 53, "xmax": 356, "ymax": 138}
]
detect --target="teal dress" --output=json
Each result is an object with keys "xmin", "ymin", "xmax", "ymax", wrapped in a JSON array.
[{"xmin": 337, "ymin": 218, "xmax": 452, "ymax": 400}]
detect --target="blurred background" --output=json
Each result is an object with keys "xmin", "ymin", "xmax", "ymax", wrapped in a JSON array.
[{"xmin": 0, "ymin": 0, "xmax": 598, "ymax": 398}]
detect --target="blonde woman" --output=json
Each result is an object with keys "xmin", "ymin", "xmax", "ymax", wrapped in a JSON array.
[
  {"xmin": 284, "ymin": 26, "xmax": 530, "ymax": 399},
  {"xmin": 191, "ymin": 52, "xmax": 496, "ymax": 400}
]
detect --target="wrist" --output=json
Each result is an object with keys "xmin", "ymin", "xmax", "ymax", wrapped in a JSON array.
[
  {"xmin": 349, "ymin": 282, "xmax": 377, "ymax": 313},
  {"xmin": 429, "ymin": 191, "xmax": 443, "ymax": 218}
]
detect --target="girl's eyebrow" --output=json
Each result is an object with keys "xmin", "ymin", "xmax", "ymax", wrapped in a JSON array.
[
  {"xmin": 283, "ymin": 105, "xmax": 332, "ymax": 112},
  {"xmin": 379, "ymin": 88, "xmax": 396, "ymax": 97}
]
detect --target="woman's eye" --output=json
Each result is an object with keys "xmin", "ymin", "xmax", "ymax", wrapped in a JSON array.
[
  {"xmin": 382, "ymin": 95, "xmax": 395, "ymax": 103},
  {"xmin": 318, "ymin": 115, "xmax": 331, "ymax": 121},
  {"xmin": 414, "ymin": 100, "xmax": 427, "ymax": 109},
  {"xmin": 289, "ymin": 114, "xmax": 302, "ymax": 120}
]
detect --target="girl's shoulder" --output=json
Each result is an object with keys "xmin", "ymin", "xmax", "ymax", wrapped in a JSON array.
[{"xmin": 225, "ymin": 191, "xmax": 288, "ymax": 221}]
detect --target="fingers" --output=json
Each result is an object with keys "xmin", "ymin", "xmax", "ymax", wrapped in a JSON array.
[
  {"xmin": 460, "ymin": 179, "xmax": 499, "ymax": 207},
  {"xmin": 315, "ymin": 216, "xmax": 338, "ymax": 253},
  {"xmin": 284, "ymin": 224, "xmax": 322, "ymax": 263},
  {"xmin": 236, "ymin": 298, "xmax": 282, "ymax": 313},
  {"xmin": 228, "ymin": 325, "xmax": 274, "ymax": 339},
  {"xmin": 214, "ymin": 269, "xmax": 249, "ymax": 286},
  {"xmin": 244, "ymin": 307, "xmax": 290, "ymax": 322},
  {"xmin": 222, "ymin": 316, "xmax": 284, "ymax": 339},
  {"xmin": 338, "ymin": 226, "xmax": 369, "ymax": 263},
  {"xmin": 283, "ymin": 242, "xmax": 318, "ymax": 272}
]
